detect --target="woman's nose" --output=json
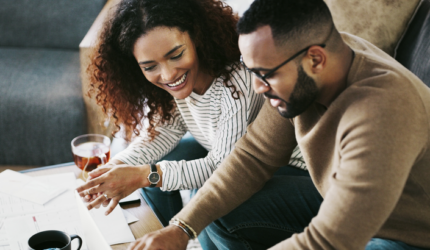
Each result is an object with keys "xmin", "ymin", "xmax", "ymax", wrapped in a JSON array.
[{"xmin": 160, "ymin": 65, "xmax": 178, "ymax": 82}]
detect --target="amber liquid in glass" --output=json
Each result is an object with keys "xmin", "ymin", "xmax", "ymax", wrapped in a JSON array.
[{"xmin": 73, "ymin": 142, "xmax": 110, "ymax": 179}]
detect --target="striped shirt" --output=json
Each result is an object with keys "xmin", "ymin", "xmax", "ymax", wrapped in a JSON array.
[{"xmin": 113, "ymin": 66, "xmax": 306, "ymax": 191}]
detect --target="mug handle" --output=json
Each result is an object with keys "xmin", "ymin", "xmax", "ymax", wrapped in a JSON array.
[{"xmin": 70, "ymin": 234, "xmax": 82, "ymax": 250}]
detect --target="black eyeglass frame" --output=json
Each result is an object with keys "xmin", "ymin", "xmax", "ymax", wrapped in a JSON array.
[{"xmin": 240, "ymin": 44, "xmax": 326, "ymax": 87}]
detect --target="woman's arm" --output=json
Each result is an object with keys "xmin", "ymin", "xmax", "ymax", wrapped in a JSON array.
[{"xmin": 112, "ymin": 108, "xmax": 188, "ymax": 166}]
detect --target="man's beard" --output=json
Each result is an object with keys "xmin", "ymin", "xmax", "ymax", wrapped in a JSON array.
[{"xmin": 265, "ymin": 65, "xmax": 318, "ymax": 118}]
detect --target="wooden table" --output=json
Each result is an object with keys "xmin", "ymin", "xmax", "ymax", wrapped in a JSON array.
[{"xmin": 19, "ymin": 163, "xmax": 163, "ymax": 250}]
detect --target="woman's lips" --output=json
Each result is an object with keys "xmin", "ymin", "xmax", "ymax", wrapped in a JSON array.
[{"xmin": 164, "ymin": 72, "xmax": 188, "ymax": 91}]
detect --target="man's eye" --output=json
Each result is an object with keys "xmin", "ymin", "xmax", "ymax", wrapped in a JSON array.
[
  {"xmin": 265, "ymin": 73, "xmax": 274, "ymax": 79},
  {"xmin": 143, "ymin": 65, "xmax": 156, "ymax": 71},
  {"xmin": 171, "ymin": 50, "xmax": 184, "ymax": 60}
]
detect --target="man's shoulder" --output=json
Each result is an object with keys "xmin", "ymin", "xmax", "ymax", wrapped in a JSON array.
[{"xmin": 340, "ymin": 32, "xmax": 430, "ymax": 115}]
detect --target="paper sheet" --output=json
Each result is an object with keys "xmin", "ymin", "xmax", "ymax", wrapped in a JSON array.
[
  {"xmin": 75, "ymin": 192, "xmax": 112, "ymax": 250},
  {"xmin": 76, "ymin": 178, "xmax": 135, "ymax": 245},
  {"xmin": 122, "ymin": 209, "xmax": 139, "ymax": 224},
  {"xmin": 4, "ymin": 207, "xmax": 89, "ymax": 250},
  {"xmin": 0, "ymin": 170, "xmax": 67, "ymax": 205},
  {"xmin": 88, "ymin": 204, "xmax": 135, "ymax": 245},
  {"xmin": 0, "ymin": 173, "xmax": 78, "ymax": 249}
]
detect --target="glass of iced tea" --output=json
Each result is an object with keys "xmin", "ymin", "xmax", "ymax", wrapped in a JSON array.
[{"xmin": 71, "ymin": 134, "xmax": 111, "ymax": 181}]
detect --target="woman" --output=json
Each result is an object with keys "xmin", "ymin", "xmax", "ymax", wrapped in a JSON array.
[{"xmin": 77, "ymin": 0, "xmax": 306, "ymax": 247}]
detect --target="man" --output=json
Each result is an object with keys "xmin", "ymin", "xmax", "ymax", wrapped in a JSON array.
[{"xmin": 128, "ymin": 0, "xmax": 430, "ymax": 249}]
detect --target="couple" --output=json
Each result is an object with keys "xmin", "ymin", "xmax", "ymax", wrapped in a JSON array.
[{"xmin": 77, "ymin": 0, "xmax": 430, "ymax": 249}]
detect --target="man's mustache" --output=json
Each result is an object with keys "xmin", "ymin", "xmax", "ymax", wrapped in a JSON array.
[{"xmin": 264, "ymin": 93, "xmax": 288, "ymax": 103}]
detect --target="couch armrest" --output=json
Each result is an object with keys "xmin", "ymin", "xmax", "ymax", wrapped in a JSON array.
[{"xmin": 79, "ymin": 0, "xmax": 120, "ymax": 137}]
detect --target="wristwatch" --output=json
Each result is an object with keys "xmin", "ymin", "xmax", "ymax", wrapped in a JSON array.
[{"xmin": 147, "ymin": 164, "xmax": 160, "ymax": 187}]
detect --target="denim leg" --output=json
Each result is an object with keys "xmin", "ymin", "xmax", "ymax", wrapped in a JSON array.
[
  {"xmin": 205, "ymin": 173, "xmax": 323, "ymax": 250},
  {"xmin": 366, "ymin": 238, "xmax": 429, "ymax": 250},
  {"xmin": 141, "ymin": 132, "xmax": 208, "ymax": 225},
  {"xmin": 189, "ymin": 189, "xmax": 218, "ymax": 250}
]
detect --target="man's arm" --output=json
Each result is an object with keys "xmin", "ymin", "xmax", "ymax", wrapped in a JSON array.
[
  {"xmin": 270, "ymin": 84, "xmax": 428, "ymax": 250},
  {"xmin": 175, "ymin": 99, "xmax": 298, "ymax": 233}
]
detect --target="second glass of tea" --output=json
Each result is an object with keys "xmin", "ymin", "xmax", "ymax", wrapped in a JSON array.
[{"xmin": 71, "ymin": 134, "xmax": 111, "ymax": 181}]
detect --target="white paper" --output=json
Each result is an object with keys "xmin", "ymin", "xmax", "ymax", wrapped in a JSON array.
[
  {"xmin": 0, "ymin": 170, "xmax": 67, "ymax": 205},
  {"xmin": 4, "ymin": 207, "xmax": 89, "ymax": 250},
  {"xmin": 89, "ymin": 203, "xmax": 135, "ymax": 245},
  {"xmin": 122, "ymin": 209, "xmax": 139, "ymax": 224},
  {"xmin": 76, "ymin": 179, "xmax": 135, "ymax": 245},
  {"xmin": 0, "ymin": 173, "xmax": 78, "ymax": 249},
  {"xmin": 119, "ymin": 190, "xmax": 140, "ymax": 204},
  {"xmin": 75, "ymin": 192, "xmax": 112, "ymax": 250}
]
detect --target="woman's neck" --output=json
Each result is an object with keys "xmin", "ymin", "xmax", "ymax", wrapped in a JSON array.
[{"xmin": 193, "ymin": 70, "xmax": 215, "ymax": 95}]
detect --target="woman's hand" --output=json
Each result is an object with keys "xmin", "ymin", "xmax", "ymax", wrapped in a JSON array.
[
  {"xmin": 76, "ymin": 163, "xmax": 152, "ymax": 215},
  {"xmin": 127, "ymin": 225, "xmax": 189, "ymax": 250}
]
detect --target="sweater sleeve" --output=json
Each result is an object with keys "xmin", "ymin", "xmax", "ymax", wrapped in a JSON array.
[
  {"xmin": 270, "ymin": 84, "xmax": 428, "ymax": 249},
  {"xmin": 175, "ymin": 100, "xmax": 298, "ymax": 233},
  {"xmin": 159, "ymin": 73, "xmax": 266, "ymax": 191},
  {"xmin": 112, "ymin": 108, "xmax": 188, "ymax": 165}
]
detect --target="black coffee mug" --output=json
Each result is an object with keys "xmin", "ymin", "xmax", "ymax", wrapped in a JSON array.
[{"xmin": 28, "ymin": 230, "xmax": 82, "ymax": 250}]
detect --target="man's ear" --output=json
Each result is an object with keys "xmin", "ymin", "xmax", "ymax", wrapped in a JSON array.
[{"xmin": 307, "ymin": 46, "xmax": 327, "ymax": 74}]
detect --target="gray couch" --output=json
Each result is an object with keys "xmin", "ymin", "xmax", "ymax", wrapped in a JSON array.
[
  {"xmin": 0, "ymin": 0, "xmax": 106, "ymax": 166},
  {"xmin": 395, "ymin": 0, "xmax": 430, "ymax": 87}
]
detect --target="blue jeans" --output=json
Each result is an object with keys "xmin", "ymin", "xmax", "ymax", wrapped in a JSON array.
[
  {"xmin": 202, "ymin": 169, "xmax": 428, "ymax": 250},
  {"xmin": 141, "ymin": 133, "xmax": 208, "ymax": 226}
]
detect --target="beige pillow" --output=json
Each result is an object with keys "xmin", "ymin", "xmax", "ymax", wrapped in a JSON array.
[{"xmin": 325, "ymin": 0, "xmax": 421, "ymax": 55}]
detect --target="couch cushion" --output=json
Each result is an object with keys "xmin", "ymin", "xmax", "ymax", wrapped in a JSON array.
[
  {"xmin": 395, "ymin": 0, "xmax": 430, "ymax": 87},
  {"xmin": 0, "ymin": 48, "xmax": 87, "ymax": 165},
  {"xmin": 0, "ymin": 0, "xmax": 105, "ymax": 50},
  {"xmin": 325, "ymin": 0, "xmax": 421, "ymax": 56}
]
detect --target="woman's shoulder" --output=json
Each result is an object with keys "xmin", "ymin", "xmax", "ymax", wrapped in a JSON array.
[{"xmin": 212, "ymin": 64, "xmax": 252, "ymax": 90}]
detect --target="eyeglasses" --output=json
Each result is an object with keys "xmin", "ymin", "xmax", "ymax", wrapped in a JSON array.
[{"xmin": 240, "ymin": 44, "xmax": 326, "ymax": 87}]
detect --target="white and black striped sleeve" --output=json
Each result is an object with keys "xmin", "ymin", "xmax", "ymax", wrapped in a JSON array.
[{"xmin": 112, "ymin": 108, "xmax": 188, "ymax": 166}]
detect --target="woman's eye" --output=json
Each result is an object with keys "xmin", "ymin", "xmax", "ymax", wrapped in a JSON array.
[
  {"xmin": 143, "ymin": 65, "xmax": 156, "ymax": 71},
  {"xmin": 171, "ymin": 50, "xmax": 184, "ymax": 60}
]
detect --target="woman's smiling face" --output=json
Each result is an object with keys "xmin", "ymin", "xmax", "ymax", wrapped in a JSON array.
[{"xmin": 133, "ymin": 26, "xmax": 210, "ymax": 99}]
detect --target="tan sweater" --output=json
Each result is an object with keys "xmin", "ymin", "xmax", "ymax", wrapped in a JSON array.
[{"xmin": 176, "ymin": 33, "xmax": 430, "ymax": 249}]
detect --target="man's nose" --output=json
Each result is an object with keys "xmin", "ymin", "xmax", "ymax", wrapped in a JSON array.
[{"xmin": 252, "ymin": 76, "xmax": 270, "ymax": 94}]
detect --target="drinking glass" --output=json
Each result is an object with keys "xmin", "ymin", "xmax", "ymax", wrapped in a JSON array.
[{"xmin": 71, "ymin": 134, "xmax": 111, "ymax": 181}]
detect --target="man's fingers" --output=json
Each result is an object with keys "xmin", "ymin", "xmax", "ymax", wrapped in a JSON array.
[
  {"xmin": 76, "ymin": 177, "xmax": 105, "ymax": 195},
  {"xmin": 105, "ymin": 198, "xmax": 120, "ymax": 216}
]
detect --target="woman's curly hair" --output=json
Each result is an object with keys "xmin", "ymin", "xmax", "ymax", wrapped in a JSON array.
[{"xmin": 88, "ymin": 0, "xmax": 240, "ymax": 141}]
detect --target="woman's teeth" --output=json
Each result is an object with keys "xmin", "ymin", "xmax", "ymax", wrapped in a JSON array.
[{"xmin": 167, "ymin": 73, "xmax": 187, "ymax": 87}]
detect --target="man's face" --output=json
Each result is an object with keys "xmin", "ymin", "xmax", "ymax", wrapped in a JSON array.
[{"xmin": 239, "ymin": 25, "xmax": 319, "ymax": 118}]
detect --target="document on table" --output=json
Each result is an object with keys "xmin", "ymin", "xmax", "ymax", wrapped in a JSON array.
[
  {"xmin": 4, "ymin": 207, "xmax": 89, "ymax": 250},
  {"xmin": 0, "ymin": 173, "xmax": 78, "ymax": 249},
  {"xmin": 76, "ymin": 179, "xmax": 135, "ymax": 245},
  {"xmin": 0, "ymin": 170, "xmax": 67, "ymax": 205},
  {"xmin": 1, "ymin": 172, "xmax": 135, "ymax": 249}
]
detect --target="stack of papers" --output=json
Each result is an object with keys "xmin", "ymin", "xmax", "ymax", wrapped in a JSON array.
[{"xmin": 0, "ymin": 170, "xmax": 138, "ymax": 250}]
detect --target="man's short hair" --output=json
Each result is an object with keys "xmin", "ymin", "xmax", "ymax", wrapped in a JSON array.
[{"xmin": 237, "ymin": 0, "xmax": 333, "ymax": 46}]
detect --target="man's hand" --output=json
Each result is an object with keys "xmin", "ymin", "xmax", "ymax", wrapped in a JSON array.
[
  {"xmin": 76, "ymin": 164, "xmax": 150, "ymax": 215},
  {"xmin": 127, "ymin": 225, "xmax": 190, "ymax": 250}
]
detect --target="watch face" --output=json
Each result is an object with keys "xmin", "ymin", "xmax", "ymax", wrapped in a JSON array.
[{"xmin": 148, "ymin": 172, "xmax": 160, "ymax": 184}]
